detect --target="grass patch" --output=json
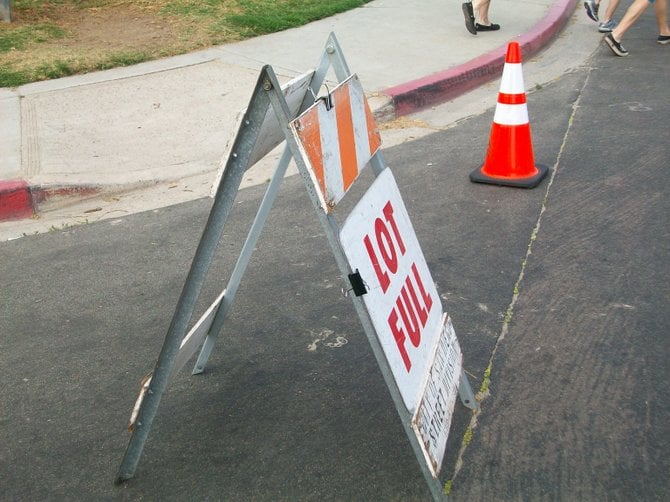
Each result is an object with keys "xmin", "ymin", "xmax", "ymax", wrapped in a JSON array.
[
  {"xmin": 35, "ymin": 59, "xmax": 76, "ymax": 79},
  {"xmin": 0, "ymin": 50, "xmax": 152, "ymax": 86},
  {"xmin": 1, "ymin": 0, "xmax": 372, "ymax": 87},
  {"xmin": 0, "ymin": 59, "xmax": 76, "ymax": 86},
  {"xmin": 0, "ymin": 66, "xmax": 30, "ymax": 87},
  {"xmin": 0, "ymin": 23, "xmax": 66, "ymax": 52},
  {"xmin": 95, "ymin": 51, "xmax": 153, "ymax": 71},
  {"xmin": 161, "ymin": 0, "xmax": 233, "ymax": 18},
  {"xmin": 479, "ymin": 362, "xmax": 492, "ymax": 394}
]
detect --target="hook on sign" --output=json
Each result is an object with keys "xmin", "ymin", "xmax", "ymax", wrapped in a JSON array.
[{"xmin": 310, "ymin": 84, "xmax": 334, "ymax": 111}]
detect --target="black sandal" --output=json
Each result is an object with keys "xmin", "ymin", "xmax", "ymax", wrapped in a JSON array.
[
  {"xmin": 475, "ymin": 22, "xmax": 501, "ymax": 31},
  {"xmin": 462, "ymin": 2, "xmax": 477, "ymax": 35}
]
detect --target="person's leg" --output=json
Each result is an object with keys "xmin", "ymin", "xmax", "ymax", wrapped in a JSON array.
[
  {"xmin": 655, "ymin": 0, "xmax": 670, "ymax": 36},
  {"xmin": 605, "ymin": 0, "xmax": 652, "ymax": 55},
  {"xmin": 473, "ymin": 0, "xmax": 491, "ymax": 25},
  {"xmin": 473, "ymin": 0, "xmax": 500, "ymax": 29},
  {"xmin": 611, "ymin": 0, "xmax": 652, "ymax": 41},
  {"xmin": 603, "ymin": 0, "xmax": 622, "ymax": 23},
  {"xmin": 598, "ymin": 0, "xmax": 621, "ymax": 31}
]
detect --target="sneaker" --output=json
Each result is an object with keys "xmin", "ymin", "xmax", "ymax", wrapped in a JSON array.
[
  {"xmin": 604, "ymin": 33, "xmax": 629, "ymax": 56},
  {"xmin": 658, "ymin": 34, "xmax": 670, "ymax": 44},
  {"xmin": 598, "ymin": 19, "xmax": 617, "ymax": 32},
  {"xmin": 584, "ymin": 0, "xmax": 599, "ymax": 21}
]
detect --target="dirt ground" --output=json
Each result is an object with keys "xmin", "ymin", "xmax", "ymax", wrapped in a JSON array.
[
  {"xmin": 60, "ymin": 7, "xmax": 181, "ymax": 52},
  {"xmin": 16, "ymin": 3, "xmax": 186, "ymax": 52},
  {"xmin": 2, "ymin": 2, "xmax": 239, "ymax": 80}
]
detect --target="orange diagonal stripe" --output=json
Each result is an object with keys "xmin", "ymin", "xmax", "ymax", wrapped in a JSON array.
[
  {"xmin": 297, "ymin": 107, "xmax": 325, "ymax": 196},
  {"xmin": 365, "ymin": 98, "xmax": 382, "ymax": 156},
  {"xmin": 335, "ymin": 84, "xmax": 358, "ymax": 191}
]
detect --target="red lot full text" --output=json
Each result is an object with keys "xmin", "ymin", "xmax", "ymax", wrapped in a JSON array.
[{"xmin": 362, "ymin": 201, "xmax": 434, "ymax": 372}]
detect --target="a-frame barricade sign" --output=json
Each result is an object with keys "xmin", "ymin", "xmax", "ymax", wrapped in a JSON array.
[{"xmin": 116, "ymin": 33, "xmax": 478, "ymax": 502}]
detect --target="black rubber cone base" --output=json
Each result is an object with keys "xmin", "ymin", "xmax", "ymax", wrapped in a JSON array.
[{"xmin": 469, "ymin": 163, "xmax": 549, "ymax": 188}]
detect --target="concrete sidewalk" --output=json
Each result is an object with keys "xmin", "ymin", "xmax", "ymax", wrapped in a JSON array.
[{"xmin": 0, "ymin": 0, "xmax": 576, "ymax": 222}]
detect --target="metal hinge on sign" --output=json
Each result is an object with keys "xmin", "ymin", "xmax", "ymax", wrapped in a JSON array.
[{"xmin": 346, "ymin": 269, "xmax": 368, "ymax": 297}]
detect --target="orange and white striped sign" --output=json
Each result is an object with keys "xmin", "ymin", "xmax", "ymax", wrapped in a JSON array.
[{"xmin": 290, "ymin": 74, "xmax": 381, "ymax": 212}]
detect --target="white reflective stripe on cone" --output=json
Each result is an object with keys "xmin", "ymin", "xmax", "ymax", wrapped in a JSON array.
[
  {"xmin": 499, "ymin": 63, "xmax": 525, "ymax": 94},
  {"xmin": 493, "ymin": 103, "xmax": 529, "ymax": 126}
]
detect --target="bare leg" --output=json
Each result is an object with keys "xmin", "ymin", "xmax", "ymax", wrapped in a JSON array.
[
  {"xmin": 473, "ymin": 0, "xmax": 492, "ymax": 25},
  {"xmin": 602, "ymin": 0, "xmax": 622, "ymax": 22},
  {"xmin": 611, "ymin": 0, "xmax": 651, "ymax": 41},
  {"xmin": 655, "ymin": 0, "xmax": 670, "ymax": 35}
]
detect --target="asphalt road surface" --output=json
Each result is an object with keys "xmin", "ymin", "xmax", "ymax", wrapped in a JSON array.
[{"xmin": 2, "ymin": 12, "xmax": 668, "ymax": 501}]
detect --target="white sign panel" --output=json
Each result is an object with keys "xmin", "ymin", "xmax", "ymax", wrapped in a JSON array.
[
  {"xmin": 339, "ymin": 168, "xmax": 443, "ymax": 413},
  {"xmin": 412, "ymin": 315, "xmax": 462, "ymax": 477}
]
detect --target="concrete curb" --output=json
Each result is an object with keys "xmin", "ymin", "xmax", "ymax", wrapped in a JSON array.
[
  {"xmin": 383, "ymin": 0, "xmax": 577, "ymax": 116},
  {"xmin": 0, "ymin": 181, "xmax": 105, "ymax": 222},
  {"xmin": 0, "ymin": 180, "xmax": 33, "ymax": 221}
]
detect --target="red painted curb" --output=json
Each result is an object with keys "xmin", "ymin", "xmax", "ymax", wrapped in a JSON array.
[
  {"xmin": 383, "ymin": 0, "xmax": 577, "ymax": 117},
  {"xmin": 32, "ymin": 185, "xmax": 101, "ymax": 206},
  {"xmin": 0, "ymin": 180, "xmax": 34, "ymax": 222},
  {"xmin": 0, "ymin": 181, "xmax": 103, "ymax": 222}
]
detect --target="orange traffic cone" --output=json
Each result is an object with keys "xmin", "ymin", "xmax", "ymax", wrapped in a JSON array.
[{"xmin": 470, "ymin": 41, "xmax": 548, "ymax": 188}]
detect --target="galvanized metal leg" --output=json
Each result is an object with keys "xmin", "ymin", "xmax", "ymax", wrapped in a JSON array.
[
  {"xmin": 192, "ymin": 145, "xmax": 293, "ymax": 374},
  {"xmin": 116, "ymin": 33, "xmax": 385, "ymax": 486},
  {"xmin": 116, "ymin": 73, "xmax": 273, "ymax": 483},
  {"xmin": 323, "ymin": 32, "xmax": 351, "ymax": 80},
  {"xmin": 192, "ymin": 36, "xmax": 350, "ymax": 373},
  {"xmin": 458, "ymin": 370, "xmax": 479, "ymax": 410},
  {"xmin": 370, "ymin": 149, "xmax": 386, "ymax": 177},
  {"xmin": 262, "ymin": 66, "xmax": 448, "ymax": 502}
]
